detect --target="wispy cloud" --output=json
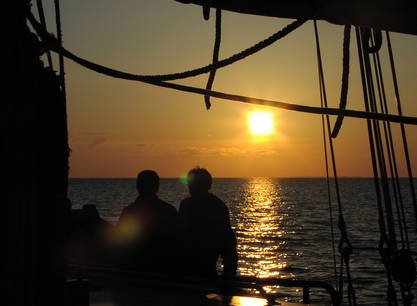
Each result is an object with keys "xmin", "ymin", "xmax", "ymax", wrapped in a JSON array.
[
  {"xmin": 88, "ymin": 136, "xmax": 107, "ymax": 149},
  {"xmin": 136, "ymin": 143, "xmax": 155, "ymax": 147},
  {"xmin": 181, "ymin": 146, "xmax": 278, "ymax": 157}
]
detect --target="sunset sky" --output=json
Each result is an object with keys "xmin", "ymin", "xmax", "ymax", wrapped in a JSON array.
[{"xmin": 37, "ymin": 0, "xmax": 417, "ymax": 178}]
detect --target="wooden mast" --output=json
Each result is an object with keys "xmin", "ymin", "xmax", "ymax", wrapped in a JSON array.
[{"xmin": 4, "ymin": 1, "xmax": 70, "ymax": 305}]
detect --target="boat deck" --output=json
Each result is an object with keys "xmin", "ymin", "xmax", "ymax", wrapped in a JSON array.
[{"xmin": 68, "ymin": 264, "xmax": 330, "ymax": 306}]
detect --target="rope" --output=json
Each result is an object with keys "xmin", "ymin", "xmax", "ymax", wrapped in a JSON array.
[
  {"xmin": 386, "ymin": 31, "xmax": 417, "ymax": 232},
  {"xmin": 54, "ymin": 0, "xmax": 66, "ymax": 93},
  {"xmin": 359, "ymin": 27, "xmax": 398, "ymax": 251},
  {"xmin": 356, "ymin": 26, "xmax": 398, "ymax": 306},
  {"xmin": 30, "ymin": 9, "xmax": 305, "ymax": 82},
  {"xmin": 26, "ymin": 12, "xmax": 417, "ymax": 126},
  {"xmin": 36, "ymin": 0, "xmax": 53, "ymax": 69},
  {"xmin": 371, "ymin": 37, "xmax": 409, "ymax": 250},
  {"xmin": 202, "ymin": 3, "xmax": 210, "ymax": 20},
  {"xmin": 314, "ymin": 21, "xmax": 356, "ymax": 305},
  {"xmin": 318, "ymin": 53, "xmax": 338, "ymax": 291},
  {"xmin": 362, "ymin": 28, "xmax": 383, "ymax": 54},
  {"xmin": 53, "ymin": 0, "xmax": 70, "ymax": 188},
  {"xmin": 372, "ymin": 43, "xmax": 416, "ymax": 306},
  {"xmin": 331, "ymin": 24, "xmax": 351, "ymax": 138},
  {"xmin": 204, "ymin": 8, "xmax": 221, "ymax": 110}
]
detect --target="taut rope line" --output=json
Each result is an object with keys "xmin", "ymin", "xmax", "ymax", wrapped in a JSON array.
[
  {"xmin": 355, "ymin": 26, "xmax": 397, "ymax": 305},
  {"xmin": 317, "ymin": 33, "xmax": 338, "ymax": 292},
  {"xmin": 371, "ymin": 36, "xmax": 409, "ymax": 250},
  {"xmin": 314, "ymin": 21, "xmax": 356, "ymax": 306},
  {"xmin": 386, "ymin": 32, "xmax": 417, "ymax": 232}
]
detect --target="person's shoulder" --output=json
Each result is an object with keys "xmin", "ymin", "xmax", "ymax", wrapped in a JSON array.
[
  {"xmin": 156, "ymin": 198, "xmax": 177, "ymax": 214},
  {"xmin": 208, "ymin": 193, "xmax": 226, "ymax": 204},
  {"xmin": 179, "ymin": 196, "xmax": 193, "ymax": 207},
  {"xmin": 207, "ymin": 193, "xmax": 229, "ymax": 211},
  {"xmin": 118, "ymin": 201, "xmax": 137, "ymax": 223},
  {"xmin": 180, "ymin": 196, "xmax": 193, "ymax": 204},
  {"xmin": 121, "ymin": 201, "xmax": 136, "ymax": 214}
]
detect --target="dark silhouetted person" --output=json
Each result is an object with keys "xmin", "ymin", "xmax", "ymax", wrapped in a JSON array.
[
  {"xmin": 116, "ymin": 170, "xmax": 178, "ymax": 273},
  {"xmin": 179, "ymin": 167, "xmax": 238, "ymax": 278},
  {"xmin": 67, "ymin": 204, "xmax": 113, "ymax": 265}
]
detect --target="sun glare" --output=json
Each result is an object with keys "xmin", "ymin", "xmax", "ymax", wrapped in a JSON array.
[{"xmin": 249, "ymin": 111, "xmax": 274, "ymax": 135}]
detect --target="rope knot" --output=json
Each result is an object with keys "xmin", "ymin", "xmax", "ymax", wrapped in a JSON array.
[
  {"xmin": 339, "ymin": 241, "xmax": 353, "ymax": 258},
  {"xmin": 361, "ymin": 27, "xmax": 382, "ymax": 54}
]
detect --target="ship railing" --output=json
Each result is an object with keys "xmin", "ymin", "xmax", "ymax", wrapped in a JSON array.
[{"xmin": 68, "ymin": 263, "xmax": 340, "ymax": 305}]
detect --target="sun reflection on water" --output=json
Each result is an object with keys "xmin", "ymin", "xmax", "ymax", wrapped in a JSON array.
[
  {"xmin": 206, "ymin": 294, "xmax": 268, "ymax": 306},
  {"xmin": 234, "ymin": 178, "xmax": 293, "ymax": 280}
]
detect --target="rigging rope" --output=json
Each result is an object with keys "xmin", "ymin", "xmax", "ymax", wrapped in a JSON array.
[
  {"xmin": 369, "ymin": 38, "xmax": 415, "ymax": 306},
  {"xmin": 26, "ymin": 11, "xmax": 417, "ymax": 126},
  {"xmin": 370, "ymin": 37, "xmax": 409, "ymax": 250},
  {"xmin": 204, "ymin": 8, "xmax": 221, "ymax": 110},
  {"xmin": 35, "ymin": 12, "xmax": 305, "ymax": 82},
  {"xmin": 386, "ymin": 32, "xmax": 417, "ymax": 232},
  {"xmin": 202, "ymin": 4, "xmax": 210, "ymax": 20},
  {"xmin": 381, "ymin": 32, "xmax": 416, "ymax": 306},
  {"xmin": 53, "ymin": 0, "xmax": 70, "ymax": 191},
  {"xmin": 54, "ymin": 0, "xmax": 66, "ymax": 93},
  {"xmin": 331, "ymin": 24, "xmax": 351, "ymax": 138},
  {"xmin": 319, "ymin": 46, "xmax": 339, "ymax": 293},
  {"xmin": 319, "ymin": 71, "xmax": 338, "ymax": 290},
  {"xmin": 355, "ymin": 26, "xmax": 417, "ymax": 306},
  {"xmin": 314, "ymin": 21, "xmax": 356, "ymax": 306},
  {"xmin": 355, "ymin": 26, "xmax": 397, "ymax": 305},
  {"xmin": 359, "ymin": 26, "xmax": 398, "ymax": 250}
]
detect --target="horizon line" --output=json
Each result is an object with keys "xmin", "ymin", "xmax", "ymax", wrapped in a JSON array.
[{"xmin": 68, "ymin": 176, "xmax": 417, "ymax": 179}]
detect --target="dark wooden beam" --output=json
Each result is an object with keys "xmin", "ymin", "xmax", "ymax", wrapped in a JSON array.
[{"xmin": 176, "ymin": 0, "xmax": 417, "ymax": 36}]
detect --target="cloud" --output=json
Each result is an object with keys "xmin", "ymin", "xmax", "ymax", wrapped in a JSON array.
[
  {"xmin": 181, "ymin": 146, "xmax": 278, "ymax": 157},
  {"xmin": 136, "ymin": 143, "xmax": 155, "ymax": 147},
  {"xmin": 88, "ymin": 137, "xmax": 107, "ymax": 149}
]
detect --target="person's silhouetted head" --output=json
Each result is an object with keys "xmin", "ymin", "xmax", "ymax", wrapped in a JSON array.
[
  {"xmin": 187, "ymin": 167, "xmax": 212, "ymax": 196},
  {"xmin": 136, "ymin": 170, "xmax": 159, "ymax": 196}
]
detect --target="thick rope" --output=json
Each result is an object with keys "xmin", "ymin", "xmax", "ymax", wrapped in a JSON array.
[
  {"xmin": 386, "ymin": 32, "xmax": 417, "ymax": 232},
  {"xmin": 204, "ymin": 8, "xmax": 221, "ymax": 110},
  {"xmin": 331, "ymin": 24, "xmax": 351, "ymax": 138},
  {"xmin": 31, "ymin": 9, "xmax": 305, "ymax": 82},
  {"xmin": 26, "ymin": 12, "xmax": 417, "ymax": 126},
  {"xmin": 202, "ymin": 4, "xmax": 210, "ymax": 20}
]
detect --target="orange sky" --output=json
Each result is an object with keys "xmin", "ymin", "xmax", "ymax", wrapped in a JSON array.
[{"xmin": 37, "ymin": 0, "xmax": 417, "ymax": 178}]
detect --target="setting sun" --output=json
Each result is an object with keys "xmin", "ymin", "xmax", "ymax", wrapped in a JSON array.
[{"xmin": 248, "ymin": 111, "xmax": 274, "ymax": 135}]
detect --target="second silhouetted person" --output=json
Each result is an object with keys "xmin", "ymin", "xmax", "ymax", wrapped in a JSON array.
[{"xmin": 179, "ymin": 167, "xmax": 238, "ymax": 278}]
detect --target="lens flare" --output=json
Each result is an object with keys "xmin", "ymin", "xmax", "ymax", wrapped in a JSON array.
[{"xmin": 249, "ymin": 111, "xmax": 273, "ymax": 135}]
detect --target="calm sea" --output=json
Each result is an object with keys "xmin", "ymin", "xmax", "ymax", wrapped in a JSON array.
[{"xmin": 68, "ymin": 178, "xmax": 417, "ymax": 305}]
